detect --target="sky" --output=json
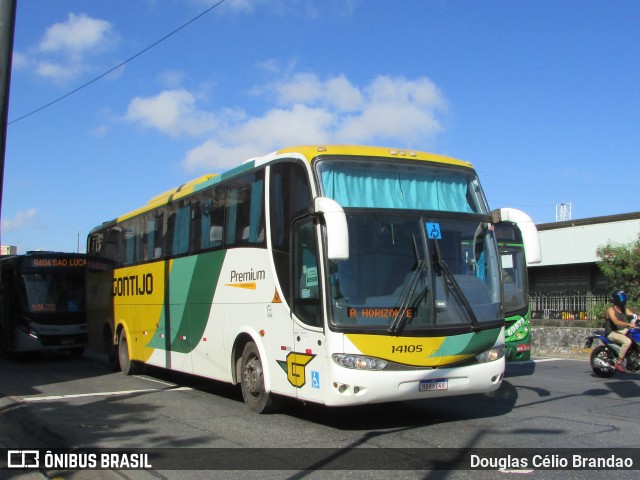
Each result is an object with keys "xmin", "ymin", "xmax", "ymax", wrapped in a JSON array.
[{"xmin": 2, "ymin": 0, "xmax": 639, "ymax": 254}]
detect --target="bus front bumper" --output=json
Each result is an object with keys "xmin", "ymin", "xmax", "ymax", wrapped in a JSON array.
[{"xmin": 322, "ymin": 357, "xmax": 505, "ymax": 407}]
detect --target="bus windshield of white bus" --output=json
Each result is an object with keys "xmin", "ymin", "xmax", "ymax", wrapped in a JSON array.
[{"xmin": 316, "ymin": 158, "xmax": 501, "ymax": 332}]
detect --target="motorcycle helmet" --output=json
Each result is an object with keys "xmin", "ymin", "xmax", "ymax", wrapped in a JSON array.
[{"xmin": 610, "ymin": 289, "xmax": 627, "ymax": 308}]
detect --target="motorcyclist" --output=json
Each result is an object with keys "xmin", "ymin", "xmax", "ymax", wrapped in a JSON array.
[{"xmin": 604, "ymin": 289, "xmax": 638, "ymax": 372}]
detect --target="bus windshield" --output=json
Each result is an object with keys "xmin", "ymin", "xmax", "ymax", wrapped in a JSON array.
[
  {"xmin": 22, "ymin": 271, "xmax": 85, "ymax": 314},
  {"xmin": 328, "ymin": 213, "xmax": 502, "ymax": 331}
]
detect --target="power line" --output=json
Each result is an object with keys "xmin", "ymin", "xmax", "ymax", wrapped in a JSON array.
[{"xmin": 8, "ymin": 0, "xmax": 227, "ymax": 125}]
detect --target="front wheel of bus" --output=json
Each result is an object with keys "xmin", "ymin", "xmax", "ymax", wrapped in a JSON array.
[
  {"xmin": 118, "ymin": 329, "xmax": 139, "ymax": 376},
  {"xmin": 240, "ymin": 342, "xmax": 280, "ymax": 414}
]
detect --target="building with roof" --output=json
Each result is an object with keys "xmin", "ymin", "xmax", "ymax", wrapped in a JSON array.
[{"xmin": 528, "ymin": 212, "xmax": 640, "ymax": 319}]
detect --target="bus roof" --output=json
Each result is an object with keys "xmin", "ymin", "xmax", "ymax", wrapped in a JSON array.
[
  {"xmin": 273, "ymin": 145, "xmax": 474, "ymax": 169},
  {"xmin": 105, "ymin": 145, "xmax": 475, "ymax": 225}
]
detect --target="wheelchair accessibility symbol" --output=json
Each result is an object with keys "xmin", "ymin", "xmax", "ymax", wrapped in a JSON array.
[
  {"xmin": 311, "ymin": 371, "xmax": 320, "ymax": 389},
  {"xmin": 426, "ymin": 223, "xmax": 442, "ymax": 239}
]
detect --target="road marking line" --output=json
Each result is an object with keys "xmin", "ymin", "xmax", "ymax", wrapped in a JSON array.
[
  {"xmin": 136, "ymin": 375, "xmax": 180, "ymax": 387},
  {"xmin": 532, "ymin": 357, "xmax": 589, "ymax": 363},
  {"xmin": 19, "ymin": 386, "xmax": 192, "ymax": 402}
]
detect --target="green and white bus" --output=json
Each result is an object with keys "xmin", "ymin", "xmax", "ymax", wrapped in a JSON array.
[
  {"xmin": 86, "ymin": 145, "xmax": 540, "ymax": 412},
  {"xmin": 493, "ymin": 209, "xmax": 541, "ymax": 361}
]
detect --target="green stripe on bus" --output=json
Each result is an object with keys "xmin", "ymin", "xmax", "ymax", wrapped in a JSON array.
[
  {"xmin": 434, "ymin": 327, "xmax": 501, "ymax": 357},
  {"xmin": 148, "ymin": 251, "xmax": 226, "ymax": 353}
]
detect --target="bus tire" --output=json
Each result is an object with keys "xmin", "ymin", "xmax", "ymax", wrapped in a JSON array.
[
  {"xmin": 118, "ymin": 329, "xmax": 139, "ymax": 376},
  {"xmin": 240, "ymin": 341, "xmax": 280, "ymax": 414},
  {"xmin": 105, "ymin": 327, "xmax": 119, "ymax": 371}
]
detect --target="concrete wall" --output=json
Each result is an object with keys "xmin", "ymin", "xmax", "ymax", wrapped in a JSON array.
[{"xmin": 530, "ymin": 320, "xmax": 597, "ymax": 358}]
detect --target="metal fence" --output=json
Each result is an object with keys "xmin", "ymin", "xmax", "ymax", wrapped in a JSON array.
[{"xmin": 530, "ymin": 290, "xmax": 609, "ymax": 320}]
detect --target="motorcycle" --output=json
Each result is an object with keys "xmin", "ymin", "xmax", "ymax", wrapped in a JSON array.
[{"xmin": 584, "ymin": 317, "xmax": 640, "ymax": 377}]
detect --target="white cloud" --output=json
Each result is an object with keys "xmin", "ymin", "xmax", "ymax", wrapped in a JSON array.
[
  {"xmin": 11, "ymin": 51, "xmax": 28, "ymax": 70},
  {"xmin": 35, "ymin": 60, "xmax": 85, "ymax": 82},
  {"xmin": 125, "ymin": 89, "xmax": 218, "ymax": 137},
  {"xmin": 17, "ymin": 13, "xmax": 116, "ymax": 83},
  {"xmin": 272, "ymin": 73, "xmax": 363, "ymax": 112},
  {"xmin": 223, "ymin": 0, "xmax": 255, "ymax": 13},
  {"xmin": 183, "ymin": 104, "xmax": 334, "ymax": 171},
  {"xmin": 183, "ymin": 140, "xmax": 264, "ymax": 172},
  {"xmin": 336, "ymin": 76, "xmax": 446, "ymax": 144},
  {"xmin": 2, "ymin": 209, "xmax": 38, "ymax": 233},
  {"xmin": 125, "ymin": 72, "xmax": 448, "ymax": 173},
  {"xmin": 38, "ymin": 13, "xmax": 114, "ymax": 55}
]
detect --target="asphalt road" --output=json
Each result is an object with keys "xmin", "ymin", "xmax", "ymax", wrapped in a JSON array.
[{"xmin": 1, "ymin": 350, "xmax": 639, "ymax": 480}]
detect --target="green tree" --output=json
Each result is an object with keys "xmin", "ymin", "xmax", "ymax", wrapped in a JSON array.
[{"xmin": 596, "ymin": 235, "xmax": 640, "ymax": 310}]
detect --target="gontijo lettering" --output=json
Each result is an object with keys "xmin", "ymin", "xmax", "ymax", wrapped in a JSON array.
[{"xmin": 113, "ymin": 273, "xmax": 154, "ymax": 296}]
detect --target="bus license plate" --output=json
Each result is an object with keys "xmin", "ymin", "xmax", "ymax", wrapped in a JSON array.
[{"xmin": 419, "ymin": 379, "xmax": 448, "ymax": 391}]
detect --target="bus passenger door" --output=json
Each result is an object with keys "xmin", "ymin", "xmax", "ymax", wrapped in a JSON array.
[{"xmin": 290, "ymin": 217, "xmax": 326, "ymax": 405}]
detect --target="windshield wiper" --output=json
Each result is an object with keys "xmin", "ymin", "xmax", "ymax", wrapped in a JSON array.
[
  {"xmin": 388, "ymin": 234, "xmax": 427, "ymax": 335},
  {"xmin": 432, "ymin": 238, "xmax": 480, "ymax": 332}
]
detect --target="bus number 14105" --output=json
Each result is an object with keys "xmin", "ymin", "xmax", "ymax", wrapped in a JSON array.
[{"xmin": 391, "ymin": 344, "xmax": 423, "ymax": 354}]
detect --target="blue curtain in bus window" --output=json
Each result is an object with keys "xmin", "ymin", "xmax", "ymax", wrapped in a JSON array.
[
  {"xmin": 173, "ymin": 205, "xmax": 190, "ymax": 255},
  {"xmin": 321, "ymin": 170, "xmax": 473, "ymax": 213},
  {"xmin": 271, "ymin": 174, "xmax": 285, "ymax": 247},
  {"xmin": 146, "ymin": 218, "xmax": 156, "ymax": 260},
  {"xmin": 124, "ymin": 224, "xmax": 138, "ymax": 265},
  {"xmin": 248, "ymin": 177, "xmax": 264, "ymax": 243},
  {"xmin": 226, "ymin": 189, "xmax": 238, "ymax": 245},
  {"xmin": 200, "ymin": 201, "xmax": 211, "ymax": 249}
]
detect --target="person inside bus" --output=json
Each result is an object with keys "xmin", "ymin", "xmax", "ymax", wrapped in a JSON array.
[{"xmin": 604, "ymin": 289, "xmax": 638, "ymax": 372}]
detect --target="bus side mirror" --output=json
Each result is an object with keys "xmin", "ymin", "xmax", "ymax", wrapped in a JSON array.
[
  {"xmin": 312, "ymin": 197, "xmax": 349, "ymax": 260},
  {"xmin": 492, "ymin": 208, "xmax": 542, "ymax": 264}
]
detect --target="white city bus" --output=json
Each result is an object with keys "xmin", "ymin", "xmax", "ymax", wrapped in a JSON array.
[{"xmin": 86, "ymin": 145, "xmax": 540, "ymax": 412}]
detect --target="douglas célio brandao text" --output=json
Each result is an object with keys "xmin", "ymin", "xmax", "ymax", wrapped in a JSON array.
[{"xmin": 470, "ymin": 453, "xmax": 634, "ymax": 470}]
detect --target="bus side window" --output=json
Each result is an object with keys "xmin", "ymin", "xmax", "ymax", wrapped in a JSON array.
[
  {"xmin": 143, "ymin": 212, "xmax": 163, "ymax": 260},
  {"xmin": 291, "ymin": 218, "xmax": 322, "ymax": 328},
  {"xmin": 225, "ymin": 171, "xmax": 265, "ymax": 247},
  {"xmin": 166, "ymin": 202, "xmax": 190, "ymax": 256},
  {"xmin": 103, "ymin": 227, "xmax": 122, "ymax": 265},
  {"xmin": 123, "ymin": 218, "xmax": 141, "ymax": 265},
  {"xmin": 190, "ymin": 197, "xmax": 203, "ymax": 252},
  {"xmin": 196, "ymin": 187, "xmax": 225, "ymax": 251},
  {"xmin": 88, "ymin": 232, "xmax": 103, "ymax": 257},
  {"xmin": 269, "ymin": 161, "xmax": 313, "ymax": 306}
]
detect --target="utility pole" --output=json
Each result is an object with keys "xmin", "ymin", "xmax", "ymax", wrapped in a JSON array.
[{"xmin": 0, "ymin": 0, "xmax": 17, "ymax": 248}]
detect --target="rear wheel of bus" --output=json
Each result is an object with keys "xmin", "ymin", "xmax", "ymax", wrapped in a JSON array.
[
  {"xmin": 240, "ymin": 341, "xmax": 280, "ymax": 413},
  {"xmin": 118, "ymin": 328, "xmax": 140, "ymax": 375}
]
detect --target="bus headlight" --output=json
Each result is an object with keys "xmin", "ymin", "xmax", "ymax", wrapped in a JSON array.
[
  {"xmin": 475, "ymin": 344, "xmax": 505, "ymax": 364},
  {"xmin": 332, "ymin": 353, "xmax": 388, "ymax": 370},
  {"xmin": 514, "ymin": 331, "xmax": 526, "ymax": 341},
  {"xmin": 17, "ymin": 321, "xmax": 39, "ymax": 339}
]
